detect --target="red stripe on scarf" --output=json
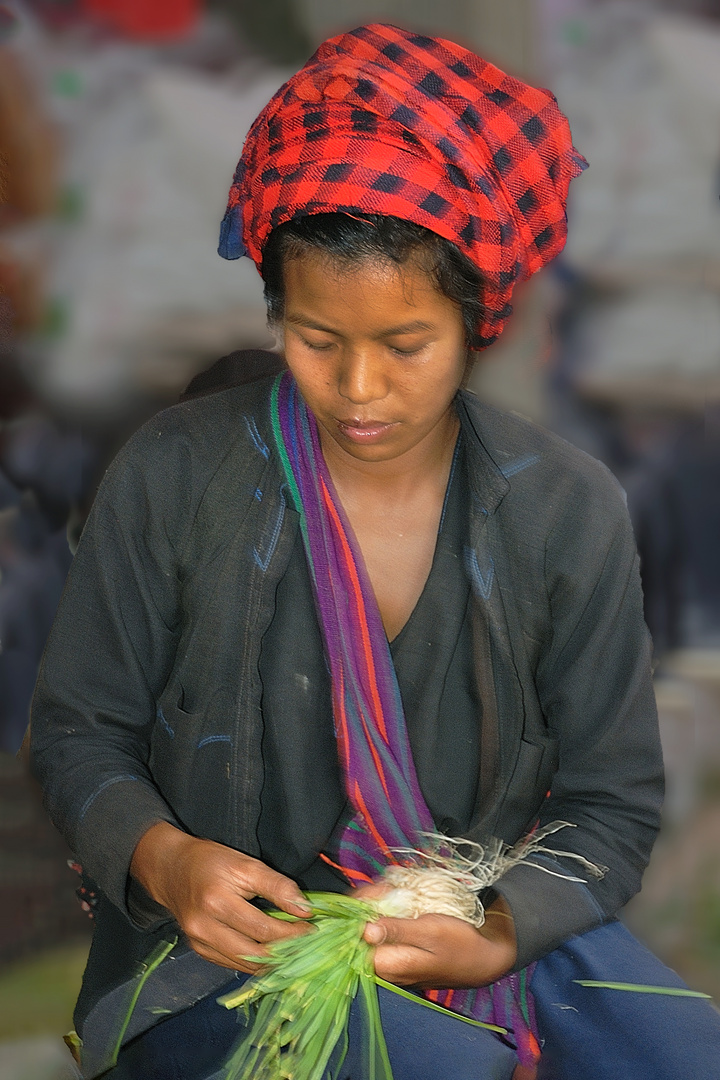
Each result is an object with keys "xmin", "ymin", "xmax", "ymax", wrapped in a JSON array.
[
  {"xmin": 321, "ymin": 476, "xmax": 389, "ymax": 744},
  {"xmin": 359, "ymin": 713, "xmax": 392, "ymax": 801},
  {"xmin": 319, "ymin": 852, "xmax": 374, "ymax": 885},
  {"xmin": 333, "ymin": 670, "xmax": 350, "ymax": 772},
  {"xmin": 353, "ymin": 780, "xmax": 397, "ymax": 863}
]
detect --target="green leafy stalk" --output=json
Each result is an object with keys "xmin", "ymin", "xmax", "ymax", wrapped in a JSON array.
[
  {"xmin": 358, "ymin": 954, "xmax": 394, "ymax": 1080},
  {"xmin": 574, "ymin": 980, "xmax": 712, "ymax": 998},
  {"xmin": 219, "ymin": 893, "xmax": 384, "ymax": 1080},
  {"xmin": 372, "ymin": 977, "xmax": 507, "ymax": 1034},
  {"xmin": 110, "ymin": 937, "xmax": 178, "ymax": 1067}
]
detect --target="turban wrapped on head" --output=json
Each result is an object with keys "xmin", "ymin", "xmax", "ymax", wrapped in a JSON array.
[{"xmin": 219, "ymin": 23, "xmax": 587, "ymax": 348}]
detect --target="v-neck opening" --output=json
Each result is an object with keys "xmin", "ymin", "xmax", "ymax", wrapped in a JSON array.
[{"xmin": 386, "ymin": 433, "xmax": 463, "ymax": 647}]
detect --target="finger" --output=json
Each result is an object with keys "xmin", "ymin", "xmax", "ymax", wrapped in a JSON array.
[
  {"xmin": 364, "ymin": 917, "xmax": 436, "ymax": 986},
  {"xmin": 184, "ymin": 900, "xmax": 309, "ymax": 968},
  {"xmin": 245, "ymin": 862, "xmax": 313, "ymax": 918},
  {"xmin": 215, "ymin": 897, "xmax": 312, "ymax": 945},
  {"xmin": 368, "ymin": 915, "xmax": 515, "ymax": 989},
  {"xmin": 372, "ymin": 943, "xmax": 428, "ymax": 985},
  {"xmin": 186, "ymin": 932, "xmax": 269, "ymax": 972},
  {"xmin": 353, "ymin": 883, "xmax": 392, "ymax": 902}
]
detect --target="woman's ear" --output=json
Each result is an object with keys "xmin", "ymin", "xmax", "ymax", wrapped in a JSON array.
[
  {"xmin": 269, "ymin": 324, "xmax": 285, "ymax": 356},
  {"xmin": 462, "ymin": 348, "xmax": 479, "ymax": 387}
]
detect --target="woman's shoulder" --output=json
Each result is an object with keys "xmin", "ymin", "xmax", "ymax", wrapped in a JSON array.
[
  {"xmin": 110, "ymin": 374, "xmax": 278, "ymax": 483},
  {"xmin": 89, "ymin": 376, "xmax": 280, "ymax": 557},
  {"xmin": 459, "ymin": 392, "xmax": 636, "ymax": 593},
  {"xmin": 459, "ymin": 389, "xmax": 624, "ymax": 506}
]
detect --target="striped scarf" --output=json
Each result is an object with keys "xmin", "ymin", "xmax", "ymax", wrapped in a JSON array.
[{"xmin": 270, "ymin": 371, "xmax": 539, "ymax": 1067}]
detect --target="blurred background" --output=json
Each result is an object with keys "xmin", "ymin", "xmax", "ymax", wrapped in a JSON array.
[{"xmin": 0, "ymin": 0, "xmax": 718, "ymax": 1076}]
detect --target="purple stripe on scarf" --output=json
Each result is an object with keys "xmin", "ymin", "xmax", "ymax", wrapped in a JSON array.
[{"xmin": 271, "ymin": 372, "xmax": 540, "ymax": 1067}]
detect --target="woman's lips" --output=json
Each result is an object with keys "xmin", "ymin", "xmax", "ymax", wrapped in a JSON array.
[{"xmin": 335, "ymin": 419, "xmax": 398, "ymax": 443}]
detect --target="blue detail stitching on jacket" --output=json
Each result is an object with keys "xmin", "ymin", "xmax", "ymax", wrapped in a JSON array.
[
  {"xmin": 470, "ymin": 491, "xmax": 488, "ymax": 516},
  {"xmin": 253, "ymin": 500, "xmax": 285, "ymax": 572},
  {"xmin": 500, "ymin": 453, "xmax": 540, "ymax": 478},
  {"xmin": 244, "ymin": 415, "xmax": 269, "ymax": 459},
  {"xmin": 197, "ymin": 734, "xmax": 232, "ymax": 749},
  {"xmin": 156, "ymin": 707, "xmax": 174, "ymax": 738},
  {"xmin": 79, "ymin": 775, "xmax": 139, "ymax": 821},
  {"xmin": 465, "ymin": 546, "xmax": 495, "ymax": 599}
]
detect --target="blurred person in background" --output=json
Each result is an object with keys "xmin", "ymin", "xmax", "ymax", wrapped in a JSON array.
[
  {"xmin": 0, "ymin": 496, "xmax": 66, "ymax": 754},
  {"xmin": 535, "ymin": 0, "xmax": 720, "ymax": 659},
  {"xmin": 0, "ymin": 409, "xmax": 92, "ymax": 752}
]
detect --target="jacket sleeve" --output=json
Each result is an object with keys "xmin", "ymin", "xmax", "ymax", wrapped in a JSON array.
[
  {"xmin": 29, "ymin": 415, "xmax": 196, "ymax": 928},
  {"xmin": 492, "ymin": 461, "xmax": 664, "ymax": 968}
]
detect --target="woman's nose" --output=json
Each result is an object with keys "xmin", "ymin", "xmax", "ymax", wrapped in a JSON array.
[{"xmin": 337, "ymin": 349, "xmax": 388, "ymax": 404}]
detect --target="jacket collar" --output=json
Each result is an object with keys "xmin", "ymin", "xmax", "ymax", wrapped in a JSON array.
[
  {"xmin": 252, "ymin": 376, "xmax": 510, "ymax": 516},
  {"xmin": 456, "ymin": 390, "xmax": 510, "ymax": 515}
]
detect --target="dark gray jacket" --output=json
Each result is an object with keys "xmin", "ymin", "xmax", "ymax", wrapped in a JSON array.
[{"xmin": 30, "ymin": 377, "xmax": 663, "ymax": 1076}]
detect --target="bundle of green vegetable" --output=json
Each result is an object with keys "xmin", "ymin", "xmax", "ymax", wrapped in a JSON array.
[
  {"xmin": 219, "ymin": 892, "xmax": 391, "ymax": 1080},
  {"xmin": 219, "ymin": 823, "xmax": 602, "ymax": 1080}
]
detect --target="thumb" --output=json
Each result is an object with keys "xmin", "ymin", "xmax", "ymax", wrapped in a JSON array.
[
  {"xmin": 364, "ymin": 920, "xmax": 388, "ymax": 945},
  {"xmin": 364, "ymin": 916, "xmax": 417, "ymax": 946}
]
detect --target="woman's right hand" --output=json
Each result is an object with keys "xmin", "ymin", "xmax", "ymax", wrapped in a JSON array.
[{"xmin": 129, "ymin": 821, "xmax": 313, "ymax": 972}]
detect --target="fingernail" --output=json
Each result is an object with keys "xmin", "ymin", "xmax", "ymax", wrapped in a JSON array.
[{"xmin": 365, "ymin": 923, "xmax": 386, "ymax": 945}]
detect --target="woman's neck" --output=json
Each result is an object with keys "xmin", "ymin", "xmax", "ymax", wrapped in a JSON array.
[
  {"xmin": 316, "ymin": 405, "xmax": 461, "ymax": 640},
  {"xmin": 317, "ymin": 406, "xmax": 460, "ymax": 505}
]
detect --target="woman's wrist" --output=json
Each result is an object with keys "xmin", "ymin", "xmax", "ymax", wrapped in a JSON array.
[
  {"xmin": 476, "ymin": 894, "xmax": 518, "ymax": 980},
  {"xmin": 129, "ymin": 820, "xmax": 193, "ymax": 911}
]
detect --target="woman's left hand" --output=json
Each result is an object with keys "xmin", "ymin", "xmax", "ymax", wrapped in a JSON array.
[{"xmin": 359, "ymin": 890, "xmax": 517, "ymax": 989}]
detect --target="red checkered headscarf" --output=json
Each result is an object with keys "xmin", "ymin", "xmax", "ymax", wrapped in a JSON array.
[{"xmin": 219, "ymin": 23, "xmax": 586, "ymax": 348}]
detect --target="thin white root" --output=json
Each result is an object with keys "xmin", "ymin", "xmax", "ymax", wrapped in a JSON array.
[
  {"xmin": 375, "ymin": 821, "xmax": 607, "ymax": 928},
  {"xmin": 376, "ymin": 870, "xmax": 484, "ymax": 925}
]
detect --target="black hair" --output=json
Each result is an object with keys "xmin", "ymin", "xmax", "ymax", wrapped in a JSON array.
[{"xmin": 260, "ymin": 212, "xmax": 487, "ymax": 350}]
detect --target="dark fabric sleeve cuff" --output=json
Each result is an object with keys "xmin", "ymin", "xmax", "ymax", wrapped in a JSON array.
[
  {"xmin": 125, "ymin": 877, "xmax": 176, "ymax": 930},
  {"xmin": 76, "ymin": 777, "xmax": 182, "ymax": 928},
  {"xmin": 491, "ymin": 857, "xmax": 606, "ymax": 970}
]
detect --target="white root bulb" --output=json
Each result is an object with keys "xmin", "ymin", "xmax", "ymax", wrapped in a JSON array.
[
  {"xmin": 373, "ymin": 821, "xmax": 606, "ymax": 929},
  {"xmin": 377, "ymin": 867, "xmax": 486, "ymax": 926}
]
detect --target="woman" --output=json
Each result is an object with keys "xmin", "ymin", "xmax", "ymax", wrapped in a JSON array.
[{"xmin": 30, "ymin": 24, "xmax": 720, "ymax": 1080}]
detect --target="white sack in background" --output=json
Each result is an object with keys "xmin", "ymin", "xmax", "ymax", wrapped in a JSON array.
[
  {"xmin": 557, "ymin": 13, "xmax": 720, "ymax": 272},
  {"xmin": 42, "ymin": 50, "xmax": 287, "ymax": 405}
]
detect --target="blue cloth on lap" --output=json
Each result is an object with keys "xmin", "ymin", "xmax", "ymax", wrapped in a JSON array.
[
  {"xmin": 532, "ymin": 920, "xmax": 720, "ymax": 1080},
  {"xmin": 108, "ymin": 922, "xmax": 720, "ymax": 1079}
]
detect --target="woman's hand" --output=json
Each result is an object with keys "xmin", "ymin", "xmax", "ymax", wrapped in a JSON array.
[
  {"xmin": 358, "ymin": 886, "xmax": 517, "ymax": 989},
  {"xmin": 130, "ymin": 822, "xmax": 312, "ymax": 972}
]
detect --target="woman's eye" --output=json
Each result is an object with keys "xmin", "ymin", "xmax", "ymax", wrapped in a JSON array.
[
  {"xmin": 390, "ymin": 344, "xmax": 425, "ymax": 357},
  {"xmin": 303, "ymin": 339, "xmax": 334, "ymax": 351}
]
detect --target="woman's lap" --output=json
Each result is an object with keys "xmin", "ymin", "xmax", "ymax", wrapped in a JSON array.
[
  {"xmin": 106, "ymin": 979, "xmax": 243, "ymax": 1080},
  {"xmin": 109, "ymin": 977, "xmax": 515, "ymax": 1080},
  {"xmin": 108, "ymin": 922, "xmax": 720, "ymax": 1080},
  {"xmin": 531, "ymin": 920, "xmax": 720, "ymax": 1080}
]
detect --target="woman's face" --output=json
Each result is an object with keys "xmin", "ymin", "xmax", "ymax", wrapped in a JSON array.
[{"xmin": 280, "ymin": 251, "xmax": 468, "ymax": 466}]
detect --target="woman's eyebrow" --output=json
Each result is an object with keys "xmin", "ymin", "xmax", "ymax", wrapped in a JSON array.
[
  {"xmin": 286, "ymin": 314, "xmax": 436, "ymax": 336},
  {"xmin": 286, "ymin": 314, "xmax": 338, "ymax": 332},
  {"xmin": 377, "ymin": 320, "xmax": 436, "ymax": 336}
]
